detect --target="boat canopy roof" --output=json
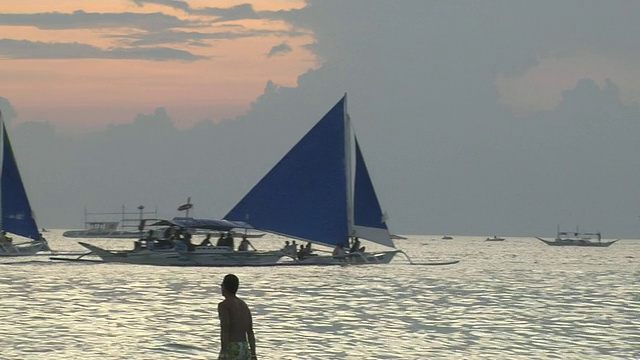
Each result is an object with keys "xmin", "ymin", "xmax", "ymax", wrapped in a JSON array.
[{"xmin": 150, "ymin": 218, "xmax": 254, "ymax": 231}]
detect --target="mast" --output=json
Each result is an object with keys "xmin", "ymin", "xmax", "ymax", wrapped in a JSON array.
[
  {"xmin": 0, "ymin": 111, "xmax": 4, "ymax": 232},
  {"xmin": 344, "ymin": 93, "xmax": 354, "ymax": 239}
]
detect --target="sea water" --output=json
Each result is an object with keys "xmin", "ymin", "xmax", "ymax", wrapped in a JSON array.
[{"xmin": 1, "ymin": 232, "xmax": 638, "ymax": 360}]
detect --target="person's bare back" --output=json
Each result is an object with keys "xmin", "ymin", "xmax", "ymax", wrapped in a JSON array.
[
  {"xmin": 218, "ymin": 297, "xmax": 253, "ymax": 342},
  {"xmin": 218, "ymin": 274, "xmax": 257, "ymax": 360}
]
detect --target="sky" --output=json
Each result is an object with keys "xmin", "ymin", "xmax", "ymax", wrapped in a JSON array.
[{"xmin": 4, "ymin": 1, "xmax": 640, "ymax": 238}]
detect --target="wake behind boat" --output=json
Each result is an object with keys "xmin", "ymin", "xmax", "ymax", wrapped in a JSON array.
[
  {"xmin": 0, "ymin": 110, "xmax": 50, "ymax": 256},
  {"xmin": 224, "ymin": 94, "xmax": 451, "ymax": 266},
  {"xmin": 536, "ymin": 228, "xmax": 618, "ymax": 247}
]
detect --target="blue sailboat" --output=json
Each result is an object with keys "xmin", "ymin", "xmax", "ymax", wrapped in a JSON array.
[
  {"xmin": 225, "ymin": 94, "xmax": 401, "ymax": 264},
  {"xmin": 0, "ymin": 111, "xmax": 49, "ymax": 256}
]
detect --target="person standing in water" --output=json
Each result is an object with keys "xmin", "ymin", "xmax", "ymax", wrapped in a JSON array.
[{"xmin": 218, "ymin": 274, "xmax": 257, "ymax": 360}]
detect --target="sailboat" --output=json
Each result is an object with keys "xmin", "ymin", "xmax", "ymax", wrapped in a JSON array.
[
  {"xmin": 224, "ymin": 94, "xmax": 407, "ymax": 265},
  {"xmin": 0, "ymin": 111, "xmax": 50, "ymax": 256}
]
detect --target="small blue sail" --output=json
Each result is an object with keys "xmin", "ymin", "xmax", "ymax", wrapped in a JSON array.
[
  {"xmin": 1, "ymin": 121, "xmax": 40, "ymax": 240},
  {"xmin": 225, "ymin": 96, "xmax": 349, "ymax": 247},
  {"xmin": 352, "ymin": 138, "xmax": 394, "ymax": 247}
]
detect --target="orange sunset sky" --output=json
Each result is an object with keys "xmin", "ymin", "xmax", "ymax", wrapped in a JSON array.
[{"xmin": 1, "ymin": 0, "xmax": 316, "ymax": 131}]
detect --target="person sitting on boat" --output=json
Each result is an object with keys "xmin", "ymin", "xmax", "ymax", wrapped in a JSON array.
[
  {"xmin": 297, "ymin": 244, "xmax": 307, "ymax": 260},
  {"xmin": 282, "ymin": 240, "xmax": 291, "ymax": 253},
  {"xmin": 238, "ymin": 236, "xmax": 255, "ymax": 252},
  {"xmin": 349, "ymin": 237, "xmax": 365, "ymax": 253},
  {"xmin": 216, "ymin": 232, "xmax": 225, "ymax": 246},
  {"xmin": 177, "ymin": 231, "xmax": 195, "ymax": 252},
  {"xmin": 332, "ymin": 243, "xmax": 346, "ymax": 258},
  {"xmin": 218, "ymin": 232, "xmax": 234, "ymax": 249},
  {"xmin": 303, "ymin": 242, "xmax": 313, "ymax": 256},
  {"xmin": 200, "ymin": 233, "xmax": 213, "ymax": 246}
]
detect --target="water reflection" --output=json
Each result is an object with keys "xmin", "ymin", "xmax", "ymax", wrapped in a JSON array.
[{"xmin": 1, "ymin": 234, "xmax": 638, "ymax": 359}]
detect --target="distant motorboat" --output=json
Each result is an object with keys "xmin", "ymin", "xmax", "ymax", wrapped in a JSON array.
[
  {"xmin": 441, "ymin": 236, "xmax": 453, "ymax": 240},
  {"xmin": 485, "ymin": 236, "xmax": 506, "ymax": 241},
  {"xmin": 536, "ymin": 228, "xmax": 618, "ymax": 247}
]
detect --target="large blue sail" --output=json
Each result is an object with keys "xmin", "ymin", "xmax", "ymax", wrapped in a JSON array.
[
  {"xmin": 1, "ymin": 121, "xmax": 40, "ymax": 240},
  {"xmin": 352, "ymin": 138, "xmax": 394, "ymax": 247},
  {"xmin": 225, "ymin": 97, "xmax": 349, "ymax": 247}
]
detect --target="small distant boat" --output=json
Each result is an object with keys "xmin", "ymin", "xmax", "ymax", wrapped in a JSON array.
[
  {"xmin": 441, "ymin": 236, "xmax": 453, "ymax": 240},
  {"xmin": 536, "ymin": 228, "xmax": 618, "ymax": 247},
  {"xmin": 485, "ymin": 236, "xmax": 505, "ymax": 241},
  {"xmin": 0, "ymin": 111, "xmax": 50, "ymax": 256}
]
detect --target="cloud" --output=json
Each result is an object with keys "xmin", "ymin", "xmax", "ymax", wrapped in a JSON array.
[
  {"xmin": 11, "ymin": 1, "xmax": 640, "ymax": 238},
  {"xmin": 0, "ymin": 39, "xmax": 207, "ymax": 61},
  {"xmin": 0, "ymin": 97, "xmax": 18, "ymax": 124},
  {"xmin": 192, "ymin": 3, "xmax": 259, "ymax": 22},
  {"xmin": 0, "ymin": 10, "xmax": 200, "ymax": 32},
  {"xmin": 267, "ymin": 42, "xmax": 292, "ymax": 58},
  {"xmin": 132, "ymin": 0, "xmax": 191, "ymax": 12},
  {"xmin": 111, "ymin": 28, "xmax": 304, "ymax": 47}
]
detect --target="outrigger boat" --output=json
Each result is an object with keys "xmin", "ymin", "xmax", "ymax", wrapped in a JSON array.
[
  {"xmin": 58, "ymin": 218, "xmax": 284, "ymax": 266},
  {"xmin": 55, "ymin": 95, "xmax": 458, "ymax": 267},
  {"xmin": 0, "ymin": 110, "xmax": 50, "ymax": 256},
  {"xmin": 225, "ymin": 94, "xmax": 456, "ymax": 266},
  {"xmin": 536, "ymin": 227, "xmax": 618, "ymax": 247},
  {"xmin": 485, "ymin": 236, "xmax": 505, "ymax": 242}
]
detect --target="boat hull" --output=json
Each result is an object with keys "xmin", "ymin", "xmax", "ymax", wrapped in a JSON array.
[
  {"xmin": 0, "ymin": 241, "xmax": 49, "ymax": 256},
  {"xmin": 63, "ymin": 230, "xmax": 265, "ymax": 240},
  {"xmin": 536, "ymin": 238, "xmax": 618, "ymax": 247},
  {"xmin": 78, "ymin": 242, "xmax": 284, "ymax": 266},
  {"xmin": 287, "ymin": 250, "xmax": 400, "ymax": 265},
  {"xmin": 62, "ymin": 230, "xmax": 143, "ymax": 239}
]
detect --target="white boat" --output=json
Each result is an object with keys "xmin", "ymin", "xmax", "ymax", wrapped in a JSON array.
[
  {"xmin": 62, "ymin": 221, "xmax": 144, "ymax": 239},
  {"xmin": 536, "ymin": 228, "xmax": 618, "ymax": 247},
  {"xmin": 485, "ymin": 236, "xmax": 505, "ymax": 241},
  {"xmin": 77, "ymin": 241, "xmax": 284, "ymax": 267},
  {"xmin": 224, "ymin": 94, "xmax": 418, "ymax": 266},
  {"xmin": 62, "ymin": 205, "xmax": 158, "ymax": 239},
  {"xmin": 0, "ymin": 111, "xmax": 50, "ymax": 256},
  {"xmin": 68, "ymin": 218, "xmax": 284, "ymax": 266}
]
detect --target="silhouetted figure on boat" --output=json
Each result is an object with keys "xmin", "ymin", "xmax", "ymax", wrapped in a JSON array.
[
  {"xmin": 217, "ymin": 232, "xmax": 234, "ymax": 249},
  {"xmin": 238, "ymin": 236, "xmax": 255, "ymax": 252},
  {"xmin": 332, "ymin": 243, "xmax": 346, "ymax": 258},
  {"xmin": 216, "ymin": 233, "xmax": 225, "ymax": 246},
  {"xmin": 349, "ymin": 237, "xmax": 365, "ymax": 253},
  {"xmin": 297, "ymin": 245, "xmax": 306, "ymax": 260},
  {"xmin": 200, "ymin": 233, "xmax": 213, "ymax": 246}
]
